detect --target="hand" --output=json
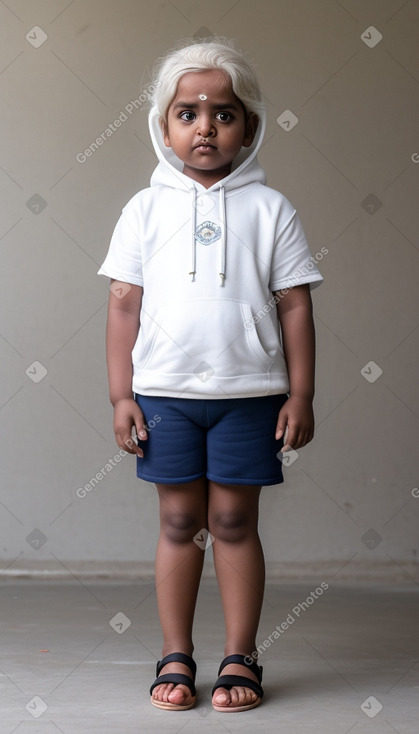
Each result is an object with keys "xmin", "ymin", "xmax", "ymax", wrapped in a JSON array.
[
  {"xmin": 275, "ymin": 396, "xmax": 314, "ymax": 451},
  {"xmin": 113, "ymin": 398, "xmax": 148, "ymax": 457}
]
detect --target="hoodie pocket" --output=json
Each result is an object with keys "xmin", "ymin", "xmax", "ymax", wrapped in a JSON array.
[{"xmin": 134, "ymin": 298, "xmax": 274, "ymax": 377}]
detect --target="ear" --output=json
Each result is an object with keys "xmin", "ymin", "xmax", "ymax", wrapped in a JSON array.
[
  {"xmin": 160, "ymin": 117, "xmax": 171, "ymax": 148},
  {"xmin": 242, "ymin": 113, "xmax": 259, "ymax": 148}
]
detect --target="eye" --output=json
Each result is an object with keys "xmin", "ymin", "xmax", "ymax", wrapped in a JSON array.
[
  {"xmin": 179, "ymin": 111, "xmax": 196, "ymax": 121},
  {"xmin": 216, "ymin": 111, "xmax": 233, "ymax": 122}
]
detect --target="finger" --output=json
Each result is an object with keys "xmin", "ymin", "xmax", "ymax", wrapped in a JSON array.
[
  {"xmin": 131, "ymin": 404, "xmax": 148, "ymax": 442},
  {"xmin": 275, "ymin": 411, "xmax": 288, "ymax": 440},
  {"xmin": 135, "ymin": 417, "xmax": 148, "ymax": 442},
  {"xmin": 299, "ymin": 429, "xmax": 313, "ymax": 449},
  {"xmin": 291, "ymin": 427, "xmax": 312, "ymax": 451},
  {"xmin": 126, "ymin": 435, "xmax": 144, "ymax": 457},
  {"xmin": 116, "ymin": 431, "xmax": 143, "ymax": 457},
  {"xmin": 295, "ymin": 424, "xmax": 314, "ymax": 450},
  {"xmin": 281, "ymin": 425, "xmax": 299, "ymax": 452}
]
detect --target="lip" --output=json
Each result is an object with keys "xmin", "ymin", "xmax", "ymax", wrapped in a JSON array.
[{"xmin": 194, "ymin": 142, "xmax": 216, "ymax": 150}]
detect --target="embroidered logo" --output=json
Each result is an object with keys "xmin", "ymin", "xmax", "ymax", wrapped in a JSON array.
[{"xmin": 195, "ymin": 221, "xmax": 221, "ymax": 245}]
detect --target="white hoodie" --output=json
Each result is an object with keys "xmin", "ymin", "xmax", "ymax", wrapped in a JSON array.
[{"xmin": 98, "ymin": 105, "xmax": 323, "ymax": 399}]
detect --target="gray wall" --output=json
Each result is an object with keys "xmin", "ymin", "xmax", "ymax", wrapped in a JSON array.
[{"xmin": 1, "ymin": 0, "xmax": 418, "ymax": 583}]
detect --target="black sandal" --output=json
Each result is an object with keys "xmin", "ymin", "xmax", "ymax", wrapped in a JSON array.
[
  {"xmin": 211, "ymin": 654, "xmax": 263, "ymax": 712},
  {"xmin": 150, "ymin": 652, "xmax": 197, "ymax": 710}
]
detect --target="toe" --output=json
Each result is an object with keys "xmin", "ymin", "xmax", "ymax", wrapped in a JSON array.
[
  {"xmin": 229, "ymin": 685, "xmax": 258, "ymax": 708},
  {"xmin": 152, "ymin": 682, "xmax": 172, "ymax": 702},
  {"xmin": 229, "ymin": 686, "xmax": 240, "ymax": 705},
  {"xmin": 213, "ymin": 687, "xmax": 231, "ymax": 706},
  {"xmin": 163, "ymin": 683, "xmax": 176, "ymax": 703},
  {"xmin": 153, "ymin": 682, "xmax": 192, "ymax": 706},
  {"xmin": 245, "ymin": 687, "xmax": 258, "ymax": 704},
  {"xmin": 168, "ymin": 683, "xmax": 191, "ymax": 705}
]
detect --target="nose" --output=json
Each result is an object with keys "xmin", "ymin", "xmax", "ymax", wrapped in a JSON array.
[{"xmin": 197, "ymin": 114, "xmax": 216, "ymax": 137}]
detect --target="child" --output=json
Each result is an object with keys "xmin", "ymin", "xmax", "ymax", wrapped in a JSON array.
[{"xmin": 98, "ymin": 38, "xmax": 322, "ymax": 713}]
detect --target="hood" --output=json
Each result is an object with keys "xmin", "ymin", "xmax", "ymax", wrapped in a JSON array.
[{"xmin": 148, "ymin": 105, "xmax": 267, "ymax": 285}]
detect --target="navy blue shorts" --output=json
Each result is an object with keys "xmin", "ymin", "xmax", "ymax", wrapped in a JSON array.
[{"xmin": 134, "ymin": 393, "xmax": 288, "ymax": 486}]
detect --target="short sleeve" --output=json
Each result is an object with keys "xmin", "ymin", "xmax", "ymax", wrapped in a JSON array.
[
  {"xmin": 269, "ymin": 209, "xmax": 323, "ymax": 292},
  {"xmin": 97, "ymin": 208, "xmax": 143, "ymax": 286}
]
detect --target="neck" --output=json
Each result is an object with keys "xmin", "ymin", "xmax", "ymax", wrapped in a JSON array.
[{"xmin": 182, "ymin": 164, "xmax": 232, "ymax": 189}]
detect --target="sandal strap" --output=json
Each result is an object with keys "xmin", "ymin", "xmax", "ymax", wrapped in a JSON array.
[
  {"xmin": 150, "ymin": 672, "xmax": 196, "ymax": 697},
  {"xmin": 217, "ymin": 654, "xmax": 263, "ymax": 683},
  {"xmin": 150, "ymin": 652, "xmax": 197, "ymax": 697},
  {"xmin": 155, "ymin": 652, "xmax": 196, "ymax": 679},
  {"xmin": 211, "ymin": 674, "xmax": 263, "ymax": 699}
]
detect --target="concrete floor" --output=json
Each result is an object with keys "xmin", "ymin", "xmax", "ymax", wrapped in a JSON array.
[{"xmin": 1, "ymin": 579, "xmax": 418, "ymax": 734}]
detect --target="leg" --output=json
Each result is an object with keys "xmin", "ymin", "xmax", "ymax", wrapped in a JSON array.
[
  {"xmin": 151, "ymin": 477, "xmax": 208, "ymax": 707},
  {"xmin": 208, "ymin": 482, "xmax": 265, "ymax": 709}
]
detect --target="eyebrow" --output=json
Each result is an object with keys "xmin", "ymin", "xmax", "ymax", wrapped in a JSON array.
[{"xmin": 173, "ymin": 101, "xmax": 240, "ymax": 110}]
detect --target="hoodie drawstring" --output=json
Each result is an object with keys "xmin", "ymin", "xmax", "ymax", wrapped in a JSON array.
[
  {"xmin": 189, "ymin": 185, "xmax": 197, "ymax": 281},
  {"xmin": 190, "ymin": 185, "xmax": 226, "ymax": 286},
  {"xmin": 218, "ymin": 185, "xmax": 226, "ymax": 286}
]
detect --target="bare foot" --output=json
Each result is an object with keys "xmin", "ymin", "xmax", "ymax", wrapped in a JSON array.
[
  {"xmin": 151, "ymin": 659, "xmax": 195, "ymax": 708},
  {"xmin": 212, "ymin": 661, "xmax": 261, "ymax": 710}
]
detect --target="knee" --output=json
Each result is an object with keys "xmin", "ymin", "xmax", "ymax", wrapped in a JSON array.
[
  {"xmin": 209, "ymin": 510, "xmax": 251, "ymax": 543},
  {"xmin": 160, "ymin": 510, "xmax": 202, "ymax": 545}
]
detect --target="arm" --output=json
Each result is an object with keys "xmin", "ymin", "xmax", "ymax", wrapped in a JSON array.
[
  {"xmin": 106, "ymin": 280, "xmax": 147, "ymax": 456},
  {"xmin": 275, "ymin": 284, "xmax": 316, "ymax": 451}
]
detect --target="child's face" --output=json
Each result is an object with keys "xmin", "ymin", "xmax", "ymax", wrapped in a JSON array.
[{"xmin": 162, "ymin": 69, "xmax": 258, "ymax": 188}]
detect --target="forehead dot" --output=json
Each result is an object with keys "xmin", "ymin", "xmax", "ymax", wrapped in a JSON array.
[{"xmin": 199, "ymin": 94, "xmax": 207, "ymax": 100}]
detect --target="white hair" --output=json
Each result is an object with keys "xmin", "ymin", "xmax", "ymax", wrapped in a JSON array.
[{"xmin": 151, "ymin": 37, "xmax": 264, "ymax": 122}]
